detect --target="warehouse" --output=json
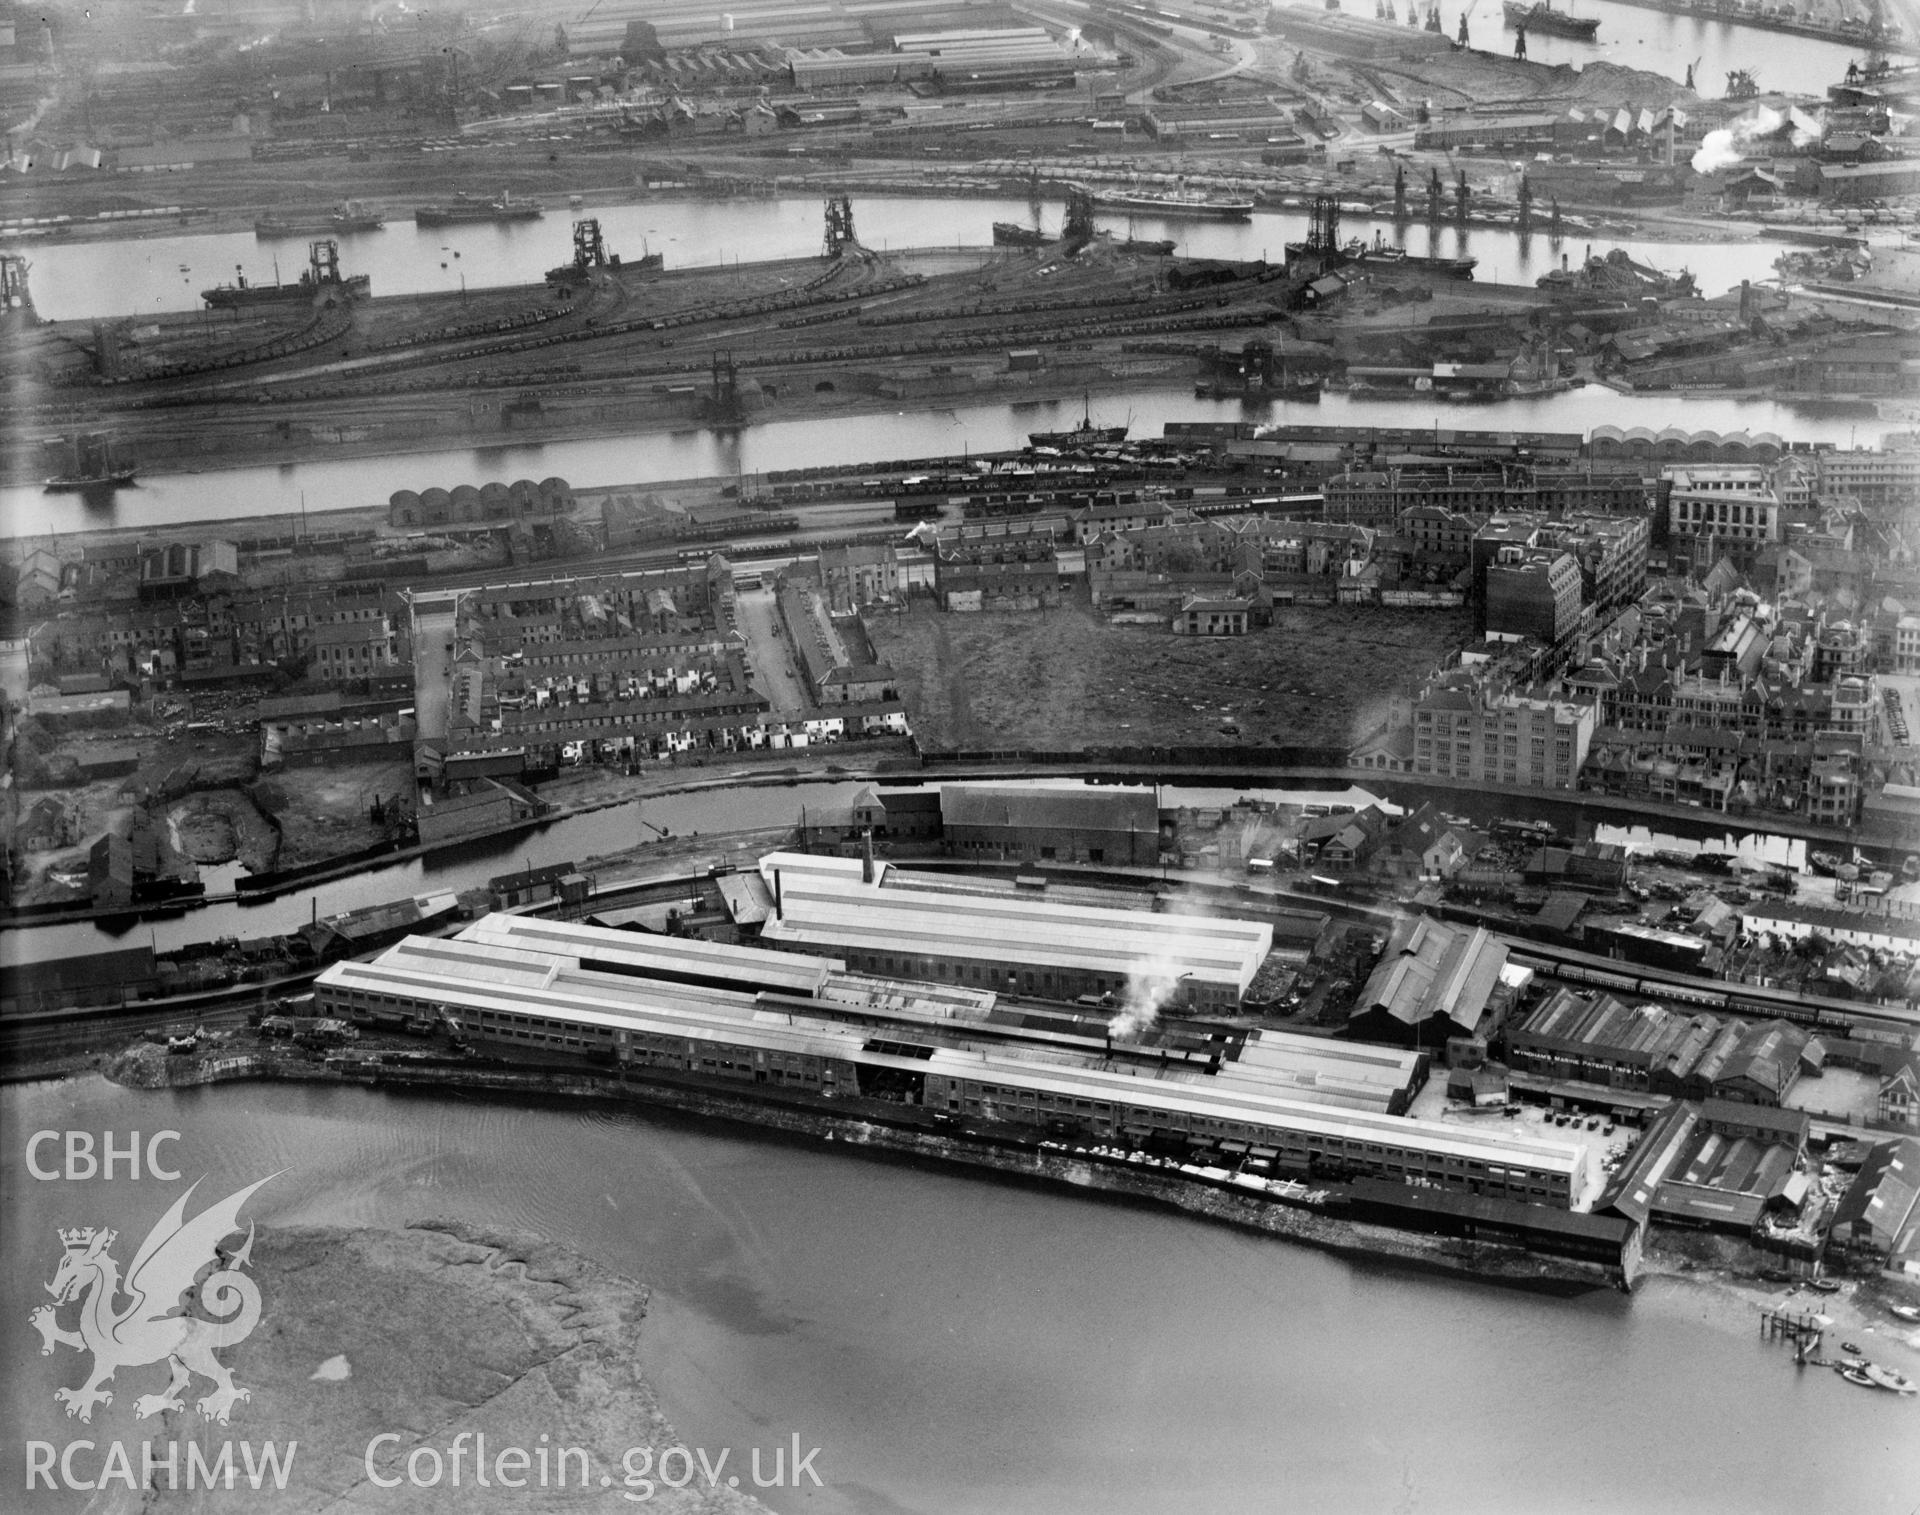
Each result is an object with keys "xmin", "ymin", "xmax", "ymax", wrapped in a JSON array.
[
  {"xmin": 1596, "ymin": 1099, "xmax": 1810, "ymax": 1236},
  {"xmin": 1505, "ymin": 988, "xmax": 1816, "ymax": 1105},
  {"xmin": 313, "ymin": 925, "xmax": 1580, "ymax": 1203},
  {"xmin": 940, "ymin": 783, "xmax": 1160, "ymax": 866},
  {"xmin": 1349, "ymin": 916, "xmax": 1510, "ymax": 1050},
  {"xmin": 755, "ymin": 852, "xmax": 1271, "ymax": 1009}
]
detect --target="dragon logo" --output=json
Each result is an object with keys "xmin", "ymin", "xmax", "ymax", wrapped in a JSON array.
[{"xmin": 29, "ymin": 1173, "xmax": 279, "ymax": 1425}]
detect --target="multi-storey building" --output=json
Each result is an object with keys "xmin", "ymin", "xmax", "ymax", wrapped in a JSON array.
[
  {"xmin": 1815, "ymin": 441, "xmax": 1920, "ymax": 511},
  {"xmin": 1664, "ymin": 466, "xmax": 1781, "ymax": 570},
  {"xmin": 1895, "ymin": 614, "xmax": 1920, "ymax": 674},
  {"xmin": 1809, "ymin": 620, "xmax": 1870, "ymax": 684},
  {"xmin": 1397, "ymin": 505, "xmax": 1486, "ymax": 557},
  {"xmin": 310, "ymin": 616, "xmax": 400, "ymax": 682},
  {"xmin": 1327, "ymin": 463, "xmax": 1516, "ymax": 524},
  {"xmin": 1484, "ymin": 548, "xmax": 1583, "ymax": 646},
  {"xmin": 935, "ymin": 537, "xmax": 1062, "ymax": 611},
  {"xmin": 819, "ymin": 543, "xmax": 904, "ymax": 612},
  {"xmin": 1532, "ymin": 466, "xmax": 1652, "ymax": 515},
  {"xmin": 1537, "ymin": 514, "xmax": 1652, "ymax": 612},
  {"xmin": 1411, "ymin": 677, "xmax": 1596, "ymax": 789}
]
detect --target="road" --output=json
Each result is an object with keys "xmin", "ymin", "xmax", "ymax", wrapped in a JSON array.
[
  {"xmin": 410, "ymin": 602, "xmax": 457, "ymax": 742},
  {"xmin": 733, "ymin": 585, "xmax": 810, "ymax": 713}
]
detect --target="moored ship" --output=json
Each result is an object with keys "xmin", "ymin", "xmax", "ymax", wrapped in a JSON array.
[
  {"xmin": 255, "ymin": 202, "xmax": 385, "ymax": 238},
  {"xmin": 1348, "ymin": 236, "xmax": 1478, "ymax": 278},
  {"xmin": 993, "ymin": 221, "xmax": 1052, "ymax": 247},
  {"xmin": 1090, "ymin": 188, "xmax": 1255, "ymax": 221},
  {"xmin": 202, "ymin": 239, "xmax": 369, "ymax": 308},
  {"xmin": 1503, "ymin": 0, "xmax": 1600, "ymax": 37},
  {"xmin": 413, "ymin": 191, "xmax": 543, "ymax": 227},
  {"xmin": 1030, "ymin": 394, "xmax": 1127, "ymax": 449},
  {"xmin": 44, "ymin": 432, "xmax": 136, "ymax": 492},
  {"xmin": 544, "ymin": 219, "xmax": 664, "ymax": 286}
]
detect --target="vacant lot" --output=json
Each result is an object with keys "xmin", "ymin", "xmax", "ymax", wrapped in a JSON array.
[
  {"xmin": 256, "ymin": 759, "xmax": 416, "ymax": 868},
  {"xmin": 868, "ymin": 596, "xmax": 1470, "ymax": 753}
]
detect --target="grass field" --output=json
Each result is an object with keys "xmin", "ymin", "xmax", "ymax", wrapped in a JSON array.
[{"xmin": 867, "ymin": 596, "xmax": 1470, "ymax": 753}]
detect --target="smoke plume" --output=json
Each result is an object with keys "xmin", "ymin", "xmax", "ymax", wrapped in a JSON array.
[
  {"xmin": 1691, "ymin": 104, "xmax": 1818, "ymax": 174},
  {"xmin": 1108, "ymin": 957, "xmax": 1186, "ymax": 1043}
]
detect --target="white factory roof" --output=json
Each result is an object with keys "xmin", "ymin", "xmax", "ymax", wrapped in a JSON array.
[
  {"xmin": 458, "ymin": 912, "xmax": 843, "ymax": 994},
  {"xmin": 757, "ymin": 853, "xmax": 1271, "ymax": 993},
  {"xmin": 319, "ymin": 937, "xmax": 1579, "ymax": 1176},
  {"xmin": 908, "ymin": 1046, "xmax": 1583, "ymax": 1175},
  {"xmin": 1219, "ymin": 1031, "xmax": 1427, "ymax": 1110}
]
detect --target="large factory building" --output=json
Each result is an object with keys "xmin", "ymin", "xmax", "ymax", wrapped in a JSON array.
[
  {"xmin": 753, "ymin": 853, "xmax": 1270, "ymax": 1011},
  {"xmin": 313, "ymin": 916, "xmax": 1586, "ymax": 1207}
]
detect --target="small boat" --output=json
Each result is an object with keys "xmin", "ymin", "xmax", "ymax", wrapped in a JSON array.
[
  {"xmin": 1863, "ymin": 1364, "xmax": 1918, "ymax": 1394},
  {"xmin": 1842, "ymin": 1341, "xmax": 1863, "ymax": 1354},
  {"xmin": 1810, "ymin": 1278, "xmax": 1842, "ymax": 1294},
  {"xmin": 1809, "ymin": 850, "xmax": 1844, "ymax": 876},
  {"xmin": 1840, "ymin": 1367, "xmax": 1876, "ymax": 1387},
  {"xmin": 1887, "ymin": 1303, "xmax": 1920, "ymax": 1322}
]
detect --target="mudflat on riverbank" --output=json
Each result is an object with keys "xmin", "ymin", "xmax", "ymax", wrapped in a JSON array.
[{"xmin": 140, "ymin": 1221, "xmax": 772, "ymax": 1513}]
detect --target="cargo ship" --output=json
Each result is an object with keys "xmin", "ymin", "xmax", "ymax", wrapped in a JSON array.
[
  {"xmin": 1196, "ymin": 375, "xmax": 1321, "ymax": 402},
  {"xmin": 202, "ymin": 238, "xmax": 369, "ymax": 309},
  {"xmin": 545, "ymin": 218, "xmax": 663, "ymax": 287},
  {"xmin": 413, "ymin": 192, "xmax": 543, "ymax": 227},
  {"xmin": 1091, "ymin": 188, "xmax": 1255, "ymax": 221},
  {"xmin": 544, "ymin": 247, "xmax": 664, "ymax": 286},
  {"xmin": 1349, "ymin": 236, "xmax": 1478, "ymax": 278},
  {"xmin": 1030, "ymin": 395, "xmax": 1127, "ymax": 449},
  {"xmin": 1502, "ymin": 0, "xmax": 1599, "ymax": 37},
  {"xmin": 255, "ymin": 203, "xmax": 385, "ymax": 238},
  {"xmin": 993, "ymin": 221, "xmax": 1052, "ymax": 247},
  {"xmin": 44, "ymin": 432, "xmax": 136, "ymax": 492}
]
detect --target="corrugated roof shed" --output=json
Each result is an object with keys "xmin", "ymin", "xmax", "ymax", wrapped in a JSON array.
[
  {"xmin": 1831, "ymin": 1137, "xmax": 1920, "ymax": 1252},
  {"xmin": 1355, "ymin": 916, "xmax": 1508, "ymax": 1036}
]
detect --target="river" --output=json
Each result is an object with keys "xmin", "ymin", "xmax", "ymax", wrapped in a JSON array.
[
  {"xmin": 2, "ymin": 1076, "xmax": 1914, "ymax": 1514},
  {"xmin": 0, "ymin": 379, "xmax": 1888, "ymax": 542},
  {"xmin": 19, "ymin": 192, "xmax": 1795, "ymax": 325}
]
